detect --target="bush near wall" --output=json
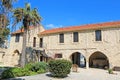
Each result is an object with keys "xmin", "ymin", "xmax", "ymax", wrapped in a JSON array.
[
  {"xmin": 31, "ymin": 62, "xmax": 48, "ymax": 73},
  {"xmin": 48, "ymin": 59, "xmax": 72, "ymax": 78},
  {"xmin": 1, "ymin": 62, "xmax": 48, "ymax": 79}
]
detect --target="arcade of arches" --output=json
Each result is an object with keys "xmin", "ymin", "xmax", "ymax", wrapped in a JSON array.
[{"xmin": 70, "ymin": 51, "xmax": 109, "ymax": 69}]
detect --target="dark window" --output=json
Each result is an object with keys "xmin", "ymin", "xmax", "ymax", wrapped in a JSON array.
[
  {"xmin": 95, "ymin": 30, "xmax": 102, "ymax": 41},
  {"xmin": 39, "ymin": 38, "xmax": 43, "ymax": 48},
  {"xmin": 15, "ymin": 34, "xmax": 20, "ymax": 42},
  {"xmin": 59, "ymin": 33, "xmax": 64, "ymax": 43},
  {"xmin": 33, "ymin": 37, "xmax": 36, "ymax": 47},
  {"xmin": 55, "ymin": 54, "xmax": 62, "ymax": 58},
  {"xmin": 73, "ymin": 32, "xmax": 79, "ymax": 42}
]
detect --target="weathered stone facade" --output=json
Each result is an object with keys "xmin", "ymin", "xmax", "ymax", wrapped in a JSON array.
[
  {"xmin": 39, "ymin": 22, "xmax": 120, "ymax": 69},
  {"xmin": 1, "ymin": 21, "xmax": 120, "ymax": 70},
  {"xmin": 2, "ymin": 25, "xmax": 45, "ymax": 66}
]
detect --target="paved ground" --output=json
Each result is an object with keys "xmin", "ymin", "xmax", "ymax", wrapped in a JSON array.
[{"xmin": 5, "ymin": 68, "xmax": 120, "ymax": 80}]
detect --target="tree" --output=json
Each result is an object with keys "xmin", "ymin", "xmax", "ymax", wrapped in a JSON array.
[
  {"xmin": 0, "ymin": 28, "xmax": 10, "ymax": 48},
  {"xmin": 0, "ymin": 0, "xmax": 16, "ymax": 48},
  {"xmin": 0, "ymin": 14, "xmax": 9, "ymax": 28},
  {"xmin": 13, "ymin": 3, "xmax": 41, "ymax": 67},
  {"xmin": 0, "ymin": 0, "xmax": 17, "ymax": 28},
  {"xmin": 1, "ymin": 0, "xmax": 17, "ymax": 10}
]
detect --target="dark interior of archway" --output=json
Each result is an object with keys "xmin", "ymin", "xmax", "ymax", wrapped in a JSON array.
[
  {"xmin": 89, "ymin": 52, "xmax": 109, "ymax": 69},
  {"xmin": 71, "ymin": 52, "xmax": 86, "ymax": 67},
  {"xmin": 14, "ymin": 50, "xmax": 20, "ymax": 54}
]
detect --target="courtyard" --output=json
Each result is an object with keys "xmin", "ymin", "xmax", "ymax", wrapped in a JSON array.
[{"xmin": 7, "ymin": 68, "xmax": 120, "ymax": 80}]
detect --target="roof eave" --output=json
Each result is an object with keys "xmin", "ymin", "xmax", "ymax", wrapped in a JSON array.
[{"xmin": 39, "ymin": 25, "xmax": 120, "ymax": 36}]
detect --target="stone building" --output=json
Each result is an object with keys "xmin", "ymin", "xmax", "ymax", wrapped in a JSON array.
[
  {"xmin": 2, "ymin": 21, "xmax": 120, "ymax": 70},
  {"xmin": 38, "ymin": 21, "xmax": 120, "ymax": 69},
  {"xmin": 4, "ymin": 25, "xmax": 47, "ymax": 66}
]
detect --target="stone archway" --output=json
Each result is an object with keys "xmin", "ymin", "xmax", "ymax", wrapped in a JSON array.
[
  {"xmin": 70, "ymin": 52, "xmax": 86, "ymax": 67},
  {"xmin": 13, "ymin": 50, "xmax": 20, "ymax": 55},
  {"xmin": 12, "ymin": 49, "xmax": 21, "ymax": 66},
  {"xmin": 89, "ymin": 51, "xmax": 109, "ymax": 69}
]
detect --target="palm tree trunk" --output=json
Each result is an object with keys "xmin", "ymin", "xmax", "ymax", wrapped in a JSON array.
[{"xmin": 21, "ymin": 29, "xmax": 27, "ymax": 67}]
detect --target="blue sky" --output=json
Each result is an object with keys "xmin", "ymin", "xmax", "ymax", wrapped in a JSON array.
[{"xmin": 14, "ymin": 0, "xmax": 120, "ymax": 29}]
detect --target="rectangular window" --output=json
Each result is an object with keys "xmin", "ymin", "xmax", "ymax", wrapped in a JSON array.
[
  {"xmin": 15, "ymin": 34, "xmax": 20, "ymax": 42},
  {"xmin": 39, "ymin": 38, "xmax": 43, "ymax": 48},
  {"xmin": 73, "ymin": 32, "xmax": 79, "ymax": 42},
  {"xmin": 33, "ymin": 37, "xmax": 36, "ymax": 47},
  {"xmin": 59, "ymin": 33, "xmax": 64, "ymax": 43},
  {"xmin": 55, "ymin": 54, "xmax": 62, "ymax": 58},
  {"xmin": 95, "ymin": 30, "xmax": 102, "ymax": 41}
]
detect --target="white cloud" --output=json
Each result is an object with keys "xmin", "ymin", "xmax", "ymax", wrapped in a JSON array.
[{"xmin": 45, "ymin": 24, "xmax": 63, "ymax": 29}]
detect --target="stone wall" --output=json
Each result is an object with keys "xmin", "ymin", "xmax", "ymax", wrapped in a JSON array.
[
  {"xmin": 2, "ymin": 25, "xmax": 45, "ymax": 66},
  {"xmin": 41, "ymin": 27, "xmax": 120, "ymax": 68},
  {"xmin": 1, "ymin": 25, "xmax": 120, "ymax": 69}
]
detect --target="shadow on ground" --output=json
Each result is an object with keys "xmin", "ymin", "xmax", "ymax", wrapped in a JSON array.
[
  {"xmin": 4, "ymin": 78, "xmax": 25, "ymax": 80},
  {"xmin": 46, "ymin": 73, "xmax": 68, "ymax": 78},
  {"xmin": 46, "ymin": 73, "xmax": 52, "ymax": 77}
]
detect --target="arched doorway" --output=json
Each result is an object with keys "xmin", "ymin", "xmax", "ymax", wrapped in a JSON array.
[
  {"xmin": 70, "ymin": 52, "xmax": 86, "ymax": 67},
  {"xmin": 89, "ymin": 51, "xmax": 109, "ymax": 69}
]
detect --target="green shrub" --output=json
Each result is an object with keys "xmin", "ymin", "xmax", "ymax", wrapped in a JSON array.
[
  {"xmin": 28, "ymin": 71, "xmax": 38, "ymax": 75},
  {"xmin": 48, "ymin": 59, "xmax": 72, "ymax": 78},
  {"xmin": 24, "ymin": 62, "xmax": 33, "ymax": 70},
  {"xmin": 108, "ymin": 69, "xmax": 113, "ymax": 74},
  {"xmin": 1, "ymin": 62, "xmax": 48, "ymax": 79},
  {"xmin": 37, "ymin": 68, "xmax": 46, "ymax": 73},
  {"xmin": 1, "ymin": 68, "xmax": 15, "ymax": 79},
  {"xmin": 19, "ymin": 67, "xmax": 30, "ymax": 76},
  {"xmin": 31, "ymin": 62, "xmax": 48, "ymax": 73},
  {"xmin": 1, "ymin": 67, "xmax": 28, "ymax": 79},
  {"xmin": 11, "ymin": 67, "xmax": 24, "ymax": 77}
]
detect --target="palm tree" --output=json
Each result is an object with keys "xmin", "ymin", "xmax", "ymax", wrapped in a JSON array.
[
  {"xmin": 0, "ymin": 0, "xmax": 16, "ymax": 28},
  {"xmin": 0, "ymin": 0, "xmax": 16, "ymax": 48},
  {"xmin": 13, "ymin": 3, "xmax": 41, "ymax": 67},
  {"xmin": 1, "ymin": 0, "xmax": 17, "ymax": 10}
]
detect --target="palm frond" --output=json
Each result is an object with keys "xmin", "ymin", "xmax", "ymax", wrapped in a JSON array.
[
  {"xmin": 13, "ymin": 3, "xmax": 42, "ymax": 30},
  {"xmin": 1, "ymin": 0, "xmax": 17, "ymax": 10}
]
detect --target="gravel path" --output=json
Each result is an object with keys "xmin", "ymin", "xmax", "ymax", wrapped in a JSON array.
[{"xmin": 5, "ymin": 68, "xmax": 120, "ymax": 80}]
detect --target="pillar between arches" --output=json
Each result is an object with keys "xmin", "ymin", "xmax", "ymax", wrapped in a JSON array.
[{"xmin": 86, "ymin": 58, "xmax": 89, "ymax": 69}]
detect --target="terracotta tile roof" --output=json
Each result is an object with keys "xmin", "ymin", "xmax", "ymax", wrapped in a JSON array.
[
  {"xmin": 39, "ymin": 21, "xmax": 120, "ymax": 35},
  {"xmin": 11, "ymin": 26, "xmax": 34, "ymax": 35}
]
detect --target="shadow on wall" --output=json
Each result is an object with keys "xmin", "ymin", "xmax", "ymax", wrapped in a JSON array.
[
  {"xmin": 12, "ymin": 47, "xmax": 51, "ymax": 67},
  {"xmin": 25, "ymin": 47, "xmax": 50, "ymax": 63}
]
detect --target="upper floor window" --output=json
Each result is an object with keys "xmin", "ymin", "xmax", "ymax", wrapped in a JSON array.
[
  {"xmin": 95, "ymin": 30, "xmax": 102, "ymax": 41},
  {"xmin": 59, "ymin": 33, "xmax": 64, "ymax": 43},
  {"xmin": 33, "ymin": 37, "xmax": 36, "ymax": 47},
  {"xmin": 39, "ymin": 38, "xmax": 43, "ymax": 48},
  {"xmin": 15, "ymin": 34, "xmax": 20, "ymax": 42},
  {"xmin": 73, "ymin": 32, "xmax": 79, "ymax": 42}
]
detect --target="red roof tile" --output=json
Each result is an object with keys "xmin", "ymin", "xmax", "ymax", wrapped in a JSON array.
[
  {"xmin": 11, "ymin": 26, "xmax": 34, "ymax": 35},
  {"xmin": 39, "ymin": 21, "xmax": 120, "ymax": 35}
]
